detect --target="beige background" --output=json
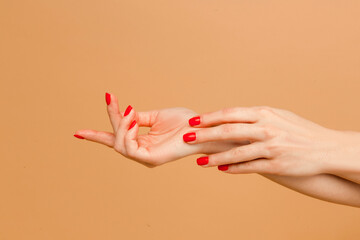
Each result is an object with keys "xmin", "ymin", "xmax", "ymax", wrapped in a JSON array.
[{"xmin": 1, "ymin": 0, "xmax": 360, "ymax": 239}]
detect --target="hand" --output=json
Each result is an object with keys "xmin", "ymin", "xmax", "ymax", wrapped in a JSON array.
[
  {"xmin": 74, "ymin": 100, "xmax": 360, "ymax": 207},
  {"xmin": 74, "ymin": 93, "xmax": 241, "ymax": 167},
  {"xmin": 183, "ymin": 106, "xmax": 360, "ymax": 177}
]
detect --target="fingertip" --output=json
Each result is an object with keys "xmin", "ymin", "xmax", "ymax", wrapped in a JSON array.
[
  {"xmin": 183, "ymin": 132, "xmax": 196, "ymax": 143},
  {"xmin": 128, "ymin": 120, "xmax": 137, "ymax": 130},
  {"xmin": 189, "ymin": 116, "xmax": 201, "ymax": 127},
  {"xmin": 74, "ymin": 134, "xmax": 85, "ymax": 139},
  {"xmin": 124, "ymin": 120, "xmax": 140, "ymax": 155},
  {"xmin": 105, "ymin": 92, "xmax": 111, "ymax": 105},
  {"xmin": 218, "ymin": 164, "xmax": 229, "ymax": 171},
  {"xmin": 196, "ymin": 156, "xmax": 209, "ymax": 166},
  {"xmin": 124, "ymin": 105, "xmax": 133, "ymax": 117}
]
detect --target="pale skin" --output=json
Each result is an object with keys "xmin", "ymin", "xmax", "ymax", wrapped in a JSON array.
[{"xmin": 74, "ymin": 93, "xmax": 360, "ymax": 208}]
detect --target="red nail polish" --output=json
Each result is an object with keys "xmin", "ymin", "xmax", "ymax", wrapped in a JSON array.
[
  {"xmin": 105, "ymin": 93, "xmax": 111, "ymax": 105},
  {"xmin": 74, "ymin": 134, "xmax": 85, "ymax": 139},
  {"xmin": 189, "ymin": 116, "xmax": 200, "ymax": 126},
  {"xmin": 183, "ymin": 132, "xmax": 196, "ymax": 142},
  {"xmin": 197, "ymin": 156, "xmax": 209, "ymax": 165},
  {"xmin": 124, "ymin": 105, "xmax": 132, "ymax": 116},
  {"xmin": 129, "ymin": 120, "xmax": 136, "ymax": 130},
  {"xmin": 218, "ymin": 165, "xmax": 229, "ymax": 171}
]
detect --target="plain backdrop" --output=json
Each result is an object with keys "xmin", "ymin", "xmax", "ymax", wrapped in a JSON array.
[{"xmin": 1, "ymin": 0, "xmax": 360, "ymax": 239}]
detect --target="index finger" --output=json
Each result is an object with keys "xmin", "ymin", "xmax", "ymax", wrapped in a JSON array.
[
  {"xmin": 106, "ymin": 92, "xmax": 122, "ymax": 132},
  {"xmin": 188, "ymin": 107, "xmax": 259, "ymax": 127}
]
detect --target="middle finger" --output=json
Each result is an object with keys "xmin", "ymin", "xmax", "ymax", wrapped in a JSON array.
[{"xmin": 183, "ymin": 123, "xmax": 268, "ymax": 144}]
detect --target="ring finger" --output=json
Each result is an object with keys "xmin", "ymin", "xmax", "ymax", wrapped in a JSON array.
[{"xmin": 197, "ymin": 141, "xmax": 271, "ymax": 167}]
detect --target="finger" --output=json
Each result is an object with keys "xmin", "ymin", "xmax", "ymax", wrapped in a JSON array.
[
  {"xmin": 114, "ymin": 105, "xmax": 136, "ymax": 155},
  {"xmin": 106, "ymin": 92, "xmax": 122, "ymax": 132},
  {"xmin": 136, "ymin": 110, "xmax": 158, "ymax": 127},
  {"xmin": 218, "ymin": 159, "xmax": 273, "ymax": 174},
  {"xmin": 124, "ymin": 119, "xmax": 139, "ymax": 154},
  {"xmin": 197, "ymin": 142, "xmax": 270, "ymax": 167},
  {"xmin": 74, "ymin": 129, "xmax": 115, "ymax": 147},
  {"xmin": 183, "ymin": 123, "xmax": 267, "ymax": 144},
  {"xmin": 124, "ymin": 120, "xmax": 151, "ymax": 161},
  {"xmin": 188, "ymin": 107, "xmax": 260, "ymax": 127}
]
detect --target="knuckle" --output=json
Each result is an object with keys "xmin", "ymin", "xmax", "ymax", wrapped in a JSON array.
[
  {"xmin": 221, "ymin": 123, "xmax": 234, "ymax": 134},
  {"xmin": 231, "ymin": 147, "xmax": 243, "ymax": 157},
  {"xmin": 207, "ymin": 155, "xmax": 219, "ymax": 167},
  {"xmin": 276, "ymin": 129, "xmax": 290, "ymax": 141},
  {"xmin": 209, "ymin": 153, "xmax": 228, "ymax": 167},
  {"xmin": 260, "ymin": 124, "xmax": 278, "ymax": 139},
  {"xmin": 239, "ymin": 160, "xmax": 259, "ymax": 173},
  {"xmin": 268, "ymin": 160, "xmax": 284, "ymax": 175},
  {"xmin": 265, "ymin": 141, "xmax": 282, "ymax": 157},
  {"xmin": 241, "ymin": 160, "xmax": 253, "ymax": 168},
  {"xmin": 240, "ymin": 160, "xmax": 260, "ymax": 173},
  {"xmin": 221, "ymin": 107, "xmax": 238, "ymax": 116},
  {"xmin": 256, "ymin": 106, "xmax": 274, "ymax": 116}
]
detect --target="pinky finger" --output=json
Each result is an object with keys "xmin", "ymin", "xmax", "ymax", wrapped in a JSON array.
[
  {"xmin": 219, "ymin": 159, "xmax": 272, "ymax": 174},
  {"xmin": 74, "ymin": 129, "xmax": 116, "ymax": 147}
]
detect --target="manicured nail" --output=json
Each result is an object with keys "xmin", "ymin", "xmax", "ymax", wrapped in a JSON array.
[
  {"xmin": 105, "ymin": 93, "xmax": 111, "ymax": 105},
  {"xmin": 218, "ymin": 165, "xmax": 229, "ymax": 171},
  {"xmin": 189, "ymin": 116, "xmax": 200, "ymax": 126},
  {"xmin": 183, "ymin": 132, "xmax": 196, "ymax": 142},
  {"xmin": 197, "ymin": 156, "xmax": 209, "ymax": 166},
  {"xmin": 74, "ymin": 134, "xmax": 85, "ymax": 139},
  {"xmin": 124, "ymin": 105, "xmax": 132, "ymax": 116},
  {"xmin": 129, "ymin": 120, "xmax": 136, "ymax": 130}
]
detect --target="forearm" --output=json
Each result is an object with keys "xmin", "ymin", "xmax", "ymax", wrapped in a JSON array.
[
  {"xmin": 258, "ymin": 129, "xmax": 360, "ymax": 206},
  {"xmin": 261, "ymin": 173, "xmax": 360, "ymax": 208},
  {"xmin": 337, "ymin": 173, "xmax": 360, "ymax": 185},
  {"xmin": 200, "ymin": 141, "xmax": 360, "ymax": 207},
  {"xmin": 199, "ymin": 138, "xmax": 360, "ymax": 207}
]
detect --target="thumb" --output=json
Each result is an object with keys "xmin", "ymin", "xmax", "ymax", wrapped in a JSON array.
[{"xmin": 136, "ymin": 110, "xmax": 159, "ymax": 127}]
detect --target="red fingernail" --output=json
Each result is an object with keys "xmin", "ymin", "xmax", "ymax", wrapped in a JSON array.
[
  {"xmin": 105, "ymin": 93, "xmax": 111, "ymax": 105},
  {"xmin": 124, "ymin": 105, "xmax": 132, "ymax": 116},
  {"xmin": 218, "ymin": 165, "xmax": 229, "ymax": 171},
  {"xmin": 183, "ymin": 132, "xmax": 196, "ymax": 142},
  {"xmin": 129, "ymin": 120, "xmax": 136, "ymax": 130},
  {"xmin": 189, "ymin": 116, "xmax": 200, "ymax": 126},
  {"xmin": 74, "ymin": 134, "xmax": 85, "ymax": 139},
  {"xmin": 197, "ymin": 156, "xmax": 209, "ymax": 166}
]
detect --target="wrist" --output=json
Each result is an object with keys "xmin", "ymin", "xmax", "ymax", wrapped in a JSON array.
[{"xmin": 324, "ymin": 130, "xmax": 360, "ymax": 176}]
